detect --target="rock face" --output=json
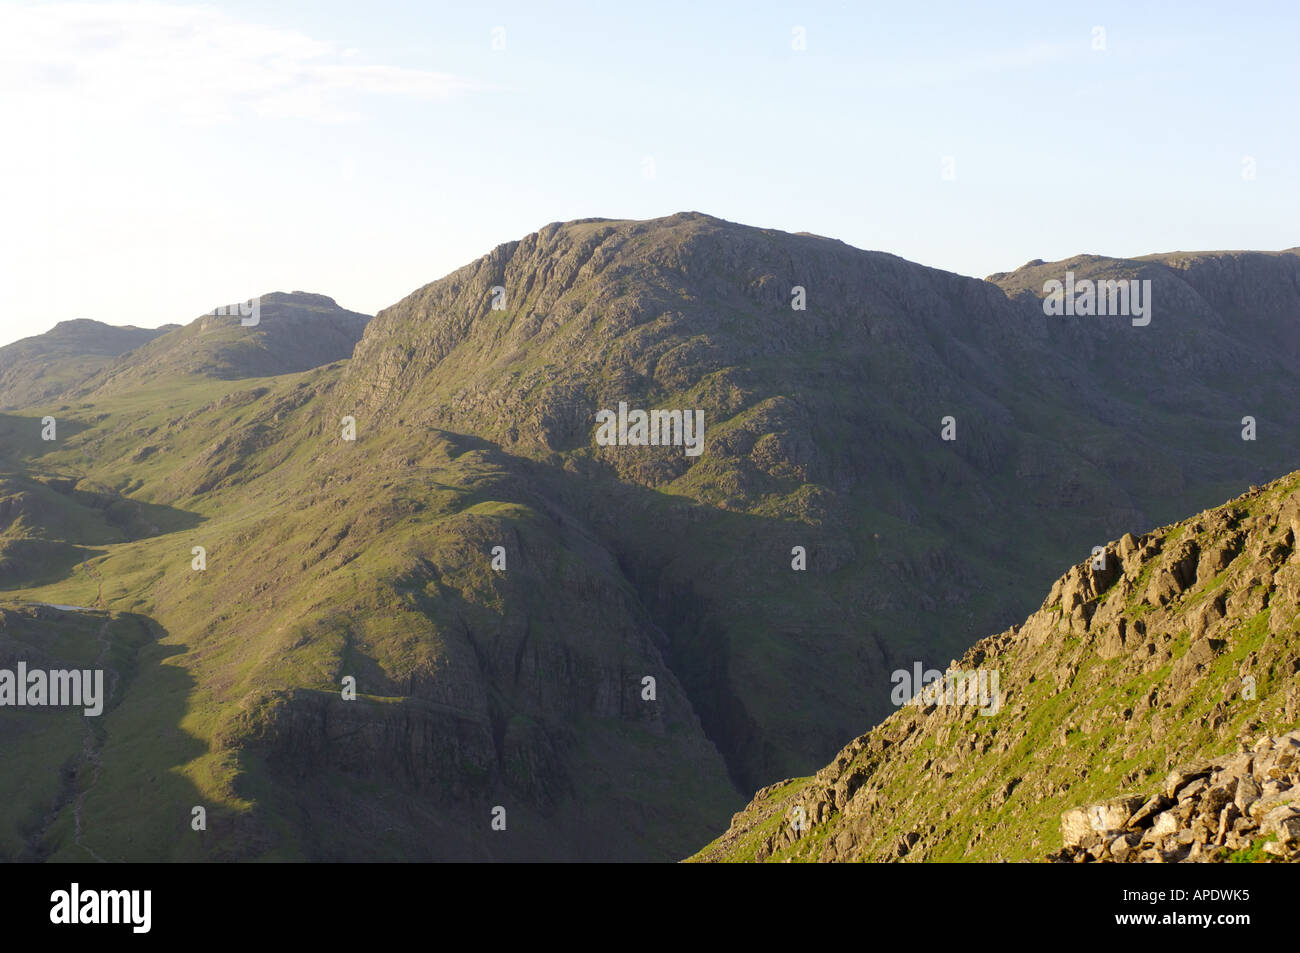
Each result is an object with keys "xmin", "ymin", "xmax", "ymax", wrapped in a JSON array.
[
  {"xmin": 1050, "ymin": 731, "xmax": 1300, "ymax": 862},
  {"xmin": 692, "ymin": 473, "xmax": 1300, "ymax": 863}
]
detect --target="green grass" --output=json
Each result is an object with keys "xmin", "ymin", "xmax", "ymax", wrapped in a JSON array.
[{"xmin": 1226, "ymin": 833, "xmax": 1277, "ymax": 863}]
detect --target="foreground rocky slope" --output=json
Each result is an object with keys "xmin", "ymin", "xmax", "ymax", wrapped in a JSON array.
[
  {"xmin": 693, "ymin": 473, "xmax": 1300, "ymax": 862},
  {"xmin": 1051, "ymin": 730, "xmax": 1299, "ymax": 862}
]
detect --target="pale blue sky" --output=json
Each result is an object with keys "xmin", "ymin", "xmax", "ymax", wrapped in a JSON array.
[{"xmin": 1, "ymin": 0, "xmax": 1296, "ymax": 345}]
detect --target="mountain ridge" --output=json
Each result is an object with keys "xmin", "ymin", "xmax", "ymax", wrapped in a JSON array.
[
  {"xmin": 2, "ymin": 212, "xmax": 1298, "ymax": 861},
  {"xmin": 74, "ymin": 291, "xmax": 370, "ymax": 398},
  {"xmin": 0, "ymin": 320, "xmax": 174, "ymax": 410}
]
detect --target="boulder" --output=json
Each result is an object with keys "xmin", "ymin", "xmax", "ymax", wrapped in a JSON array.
[{"xmin": 1061, "ymin": 795, "xmax": 1145, "ymax": 847}]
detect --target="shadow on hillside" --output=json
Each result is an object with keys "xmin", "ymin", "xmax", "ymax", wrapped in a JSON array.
[
  {"xmin": 0, "ymin": 610, "xmax": 186, "ymax": 859},
  {"xmin": 0, "ymin": 413, "xmax": 93, "ymax": 463},
  {"xmin": 0, "ymin": 609, "xmax": 263, "ymax": 862},
  {"xmin": 438, "ymin": 429, "xmax": 501, "ymax": 459},
  {"xmin": 0, "ymin": 543, "xmax": 108, "ymax": 591},
  {"xmin": 78, "ymin": 489, "xmax": 205, "ymax": 539},
  {"xmin": 523, "ymin": 458, "xmax": 893, "ymax": 796},
  {"xmin": 50, "ymin": 612, "xmax": 259, "ymax": 862}
]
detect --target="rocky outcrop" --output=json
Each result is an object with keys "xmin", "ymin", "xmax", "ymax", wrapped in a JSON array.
[
  {"xmin": 1050, "ymin": 730, "xmax": 1300, "ymax": 862},
  {"xmin": 693, "ymin": 472, "xmax": 1300, "ymax": 863}
]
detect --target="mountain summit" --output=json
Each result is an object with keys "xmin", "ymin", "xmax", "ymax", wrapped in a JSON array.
[{"xmin": 77, "ymin": 291, "xmax": 370, "ymax": 397}]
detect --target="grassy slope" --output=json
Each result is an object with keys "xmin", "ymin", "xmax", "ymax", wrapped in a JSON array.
[
  {"xmin": 1, "ymin": 366, "xmax": 739, "ymax": 861},
  {"xmin": 692, "ymin": 474, "xmax": 1300, "ymax": 862}
]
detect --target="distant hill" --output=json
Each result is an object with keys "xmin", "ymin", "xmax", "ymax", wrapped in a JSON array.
[
  {"xmin": 0, "ymin": 320, "xmax": 173, "ymax": 410},
  {"xmin": 76, "ymin": 292, "xmax": 370, "ymax": 397}
]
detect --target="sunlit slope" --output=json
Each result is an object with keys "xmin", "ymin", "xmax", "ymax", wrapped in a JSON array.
[
  {"xmin": 76, "ymin": 292, "xmax": 369, "ymax": 398},
  {"xmin": 693, "ymin": 474, "xmax": 1300, "ymax": 862},
  {"xmin": 2, "ymin": 368, "xmax": 737, "ymax": 861}
]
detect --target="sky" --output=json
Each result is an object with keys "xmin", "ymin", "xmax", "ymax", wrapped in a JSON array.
[{"xmin": 0, "ymin": 0, "xmax": 1296, "ymax": 345}]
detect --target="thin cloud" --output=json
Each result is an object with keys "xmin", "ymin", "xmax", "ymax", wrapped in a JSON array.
[{"xmin": 0, "ymin": 1, "xmax": 477, "ymax": 123}]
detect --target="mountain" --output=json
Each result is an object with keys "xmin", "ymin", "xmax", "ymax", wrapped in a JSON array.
[
  {"xmin": 0, "ymin": 388, "xmax": 739, "ymax": 862},
  {"xmin": 1, "ymin": 212, "xmax": 1298, "ymax": 862},
  {"xmin": 692, "ymin": 472, "xmax": 1300, "ymax": 862},
  {"xmin": 0, "ymin": 320, "xmax": 174, "ymax": 410},
  {"xmin": 336, "ymin": 212, "xmax": 1300, "ymax": 792},
  {"xmin": 75, "ymin": 292, "xmax": 370, "ymax": 398}
]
